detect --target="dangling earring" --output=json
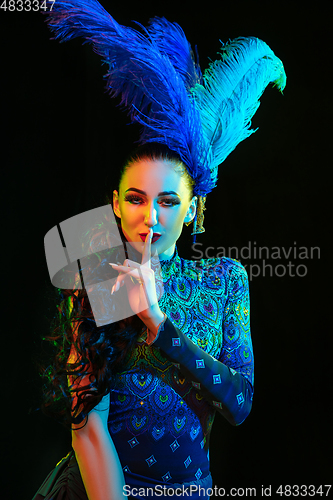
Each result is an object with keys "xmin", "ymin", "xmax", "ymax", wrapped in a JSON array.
[{"xmin": 191, "ymin": 196, "xmax": 206, "ymax": 235}]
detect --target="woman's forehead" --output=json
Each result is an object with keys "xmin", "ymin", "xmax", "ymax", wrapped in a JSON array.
[{"xmin": 120, "ymin": 159, "xmax": 189, "ymax": 193}]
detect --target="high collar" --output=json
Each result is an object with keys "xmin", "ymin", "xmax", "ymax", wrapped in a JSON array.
[{"xmin": 159, "ymin": 246, "xmax": 181, "ymax": 278}]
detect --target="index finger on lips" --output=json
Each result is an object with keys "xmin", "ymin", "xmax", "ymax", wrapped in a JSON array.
[{"xmin": 142, "ymin": 228, "xmax": 152, "ymax": 269}]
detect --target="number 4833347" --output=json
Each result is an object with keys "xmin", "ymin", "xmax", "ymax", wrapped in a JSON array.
[
  {"xmin": 276, "ymin": 485, "xmax": 332, "ymax": 497},
  {"xmin": 0, "ymin": 0, "xmax": 55, "ymax": 11}
]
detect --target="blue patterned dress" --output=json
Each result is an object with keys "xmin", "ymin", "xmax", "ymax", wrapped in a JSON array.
[
  {"xmin": 107, "ymin": 247, "xmax": 254, "ymax": 494},
  {"xmin": 33, "ymin": 247, "xmax": 254, "ymax": 500}
]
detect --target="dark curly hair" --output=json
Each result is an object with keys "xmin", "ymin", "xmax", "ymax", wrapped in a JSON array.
[
  {"xmin": 40, "ymin": 288, "xmax": 144, "ymax": 429},
  {"xmin": 39, "ymin": 143, "xmax": 195, "ymax": 429}
]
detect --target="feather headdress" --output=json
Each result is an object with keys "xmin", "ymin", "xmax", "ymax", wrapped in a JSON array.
[{"xmin": 44, "ymin": 0, "xmax": 286, "ymax": 233}]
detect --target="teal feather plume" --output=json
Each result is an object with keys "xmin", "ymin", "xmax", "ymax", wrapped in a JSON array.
[{"xmin": 191, "ymin": 37, "xmax": 286, "ymax": 189}]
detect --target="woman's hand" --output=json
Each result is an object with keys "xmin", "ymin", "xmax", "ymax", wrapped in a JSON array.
[{"xmin": 109, "ymin": 228, "xmax": 165, "ymax": 335}]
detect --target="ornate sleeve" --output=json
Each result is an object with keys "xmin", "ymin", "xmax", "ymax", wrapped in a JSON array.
[{"xmin": 150, "ymin": 261, "xmax": 254, "ymax": 426}]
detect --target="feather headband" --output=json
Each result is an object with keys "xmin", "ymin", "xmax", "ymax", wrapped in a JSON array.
[{"xmin": 43, "ymin": 0, "xmax": 286, "ymax": 234}]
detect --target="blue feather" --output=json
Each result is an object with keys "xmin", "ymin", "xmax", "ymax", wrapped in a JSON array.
[
  {"xmin": 44, "ymin": 0, "xmax": 208, "ymax": 193},
  {"xmin": 145, "ymin": 17, "xmax": 203, "ymax": 89},
  {"xmin": 44, "ymin": 1, "xmax": 286, "ymax": 197}
]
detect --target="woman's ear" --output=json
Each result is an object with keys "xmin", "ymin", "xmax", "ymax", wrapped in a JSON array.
[
  {"xmin": 113, "ymin": 190, "xmax": 121, "ymax": 218},
  {"xmin": 184, "ymin": 196, "xmax": 197, "ymax": 224}
]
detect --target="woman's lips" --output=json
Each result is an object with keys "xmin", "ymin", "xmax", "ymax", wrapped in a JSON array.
[{"xmin": 139, "ymin": 233, "xmax": 161, "ymax": 243}]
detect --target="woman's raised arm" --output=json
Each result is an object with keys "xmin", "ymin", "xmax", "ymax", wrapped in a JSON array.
[{"xmin": 150, "ymin": 261, "xmax": 254, "ymax": 427}]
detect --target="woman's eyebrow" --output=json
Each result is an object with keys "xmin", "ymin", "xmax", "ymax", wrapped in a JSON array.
[{"xmin": 125, "ymin": 188, "xmax": 180, "ymax": 197}]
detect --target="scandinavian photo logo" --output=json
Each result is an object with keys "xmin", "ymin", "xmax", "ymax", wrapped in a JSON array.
[{"xmin": 191, "ymin": 241, "xmax": 320, "ymax": 280}]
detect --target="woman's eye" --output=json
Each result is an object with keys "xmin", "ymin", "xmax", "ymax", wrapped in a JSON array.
[
  {"xmin": 159, "ymin": 198, "xmax": 180, "ymax": 207},
  {"xmin": 124, "ymin": 194, "xmax": 180, "ymax": 207},
  {"xmin": 124, "ymin": 195, "xmax": 144, "ymax": 204}
]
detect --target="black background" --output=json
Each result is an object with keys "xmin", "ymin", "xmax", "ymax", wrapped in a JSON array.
[{"xmin": 1, "ymin": 1, "xmax": 331, "ymax": 498}]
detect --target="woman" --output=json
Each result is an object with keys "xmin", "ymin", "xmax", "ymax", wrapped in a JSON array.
[
  {"xmin": 34, "ymin": 1, "xmax": 285, "ymax": 497},
  {"xmin": 34, "ymin": 144, "xmax": 253, "ymax": 500}
]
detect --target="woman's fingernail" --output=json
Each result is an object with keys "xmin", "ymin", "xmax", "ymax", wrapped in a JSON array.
[{"xmin": 109, "ymin": 263, "xmax": 117, "ymax": 266}]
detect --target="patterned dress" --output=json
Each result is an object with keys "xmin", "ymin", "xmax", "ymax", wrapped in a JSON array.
[
  {"xmin": 33, "ymin": 247, "xmax": 254, "ymax": 500},
  {"xmin": 107, "ymin": 247, "xmax": 254, "ymax": 489}
]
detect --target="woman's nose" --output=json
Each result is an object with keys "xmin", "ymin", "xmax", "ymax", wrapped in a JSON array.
[{"xmin": 144, "ymin": 203, "xmax": 158, "ymax": 227}]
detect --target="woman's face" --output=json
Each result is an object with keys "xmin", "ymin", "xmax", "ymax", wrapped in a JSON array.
[{"xmin": 113, "ymin": 159, "xmax": 196, "ymax": 260}]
